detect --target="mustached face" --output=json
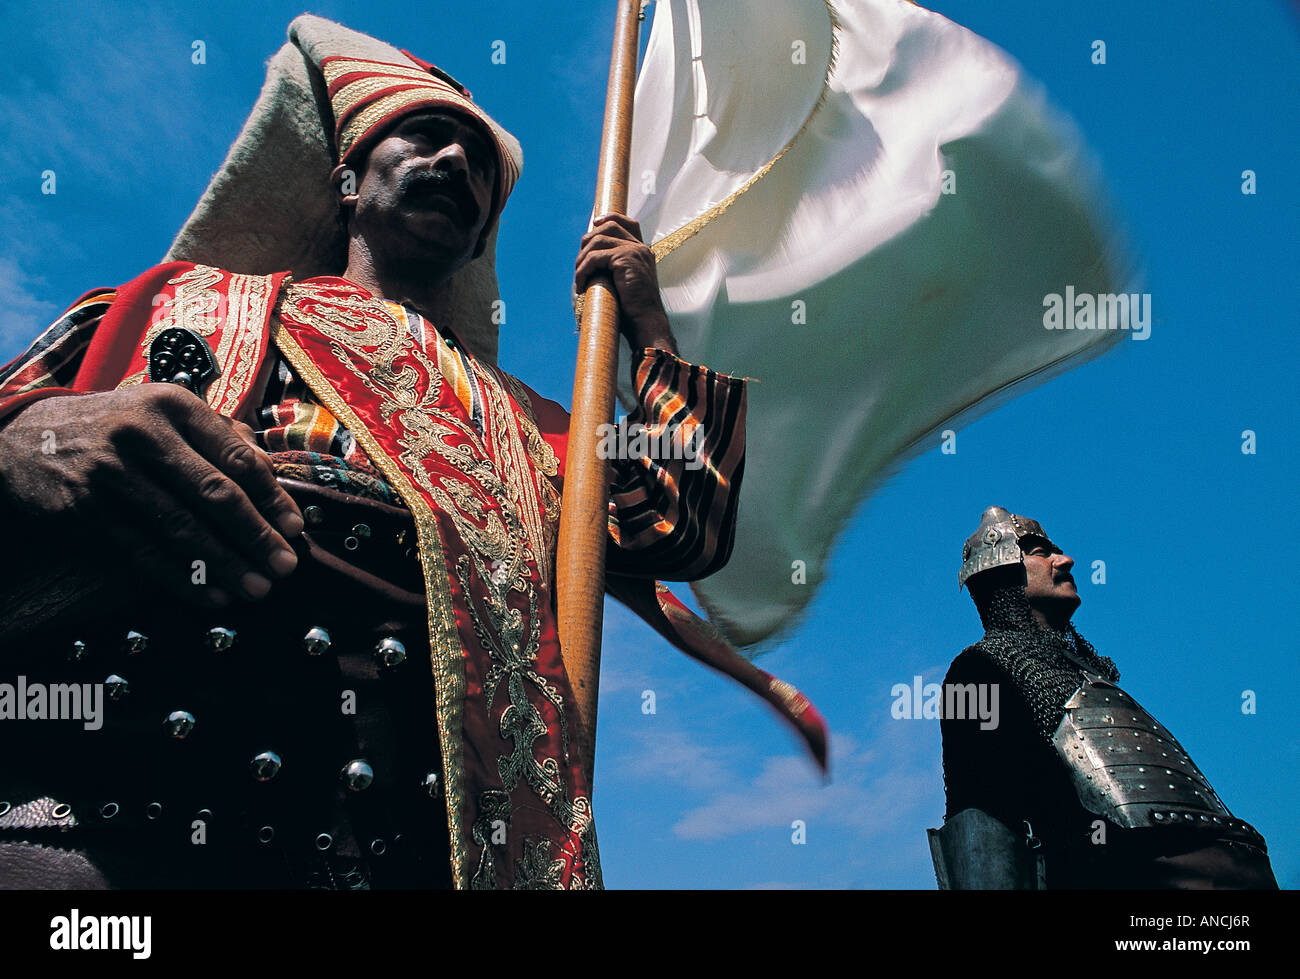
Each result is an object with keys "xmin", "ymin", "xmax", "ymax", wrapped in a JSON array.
[
  {"xmin": 1020, "ymin": 535, "xmax": 1081, "ymax": 620},
  {"xmin": 338, "ymin": 109, "xmax": 498, "ymax": 276},
  {"xmin": 401, "ymin": 166, "xmax": 481, "ymax": 229}
]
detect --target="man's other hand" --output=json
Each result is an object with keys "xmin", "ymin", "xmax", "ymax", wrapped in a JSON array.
[
  {"xmin": 574, "ymin": 212, "xmax": 678, "ymax": 355},
  {"xmin": 0, "ymin": 385, "xmax": 303, "ymax": 608}
]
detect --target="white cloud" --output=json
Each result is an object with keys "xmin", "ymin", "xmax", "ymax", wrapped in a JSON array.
[
  {"xmin": 596, "ymin": 706, "xmax": 947, "ymax": 887},
  {"xmin": 0, "ymin": 257, "xmax": 60, "ymax": 358},
  {"xmin": 670, "ymin": 726, "xmax": 937, "ymax": 842},
  {"xmin": 610, "ymin": 723, "xmax": 744, "ymax": 795}
]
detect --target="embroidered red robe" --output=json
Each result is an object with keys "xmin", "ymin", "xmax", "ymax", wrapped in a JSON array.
[{"xmin": 0, "ymin": 262, "xmax": 827, "ymax": 889}]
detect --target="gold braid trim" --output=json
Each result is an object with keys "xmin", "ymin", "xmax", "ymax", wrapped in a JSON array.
[
  {"xmin": 271, "ymin": 320, "xmax": 472, "ymax": 890},
  {"xmin": 323, "ymin": 57, "xmax": 447, "ymax": 87},
  {"xmin": 211, "ymin": 273, "xmax": 276, "ymax": 416},
  {"xmin": 648, "ymin": 0, "xmax": 841, "ymax": 263},
  {"xmin": 574, "ymin": 1, "xmax": 839, "ymax": 325}
]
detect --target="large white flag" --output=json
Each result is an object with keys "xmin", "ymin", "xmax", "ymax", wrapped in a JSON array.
[{"xmin": 626, "ymin": 0, "xmax": 1133, "ymax": 648}]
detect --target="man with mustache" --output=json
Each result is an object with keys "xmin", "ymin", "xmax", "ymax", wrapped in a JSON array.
[
  {"xmin": 931, "ymin": 506, "xmax": 1277, "ymax": 889},
  {"xmin": 0, "ymin": 19, "xmax": 824, "ymax": 890}
]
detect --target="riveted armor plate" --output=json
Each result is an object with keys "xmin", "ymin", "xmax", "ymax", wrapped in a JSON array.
[{"xmin": 1053, "ymin": 676, "xmax": 1261, "ymax": 842}]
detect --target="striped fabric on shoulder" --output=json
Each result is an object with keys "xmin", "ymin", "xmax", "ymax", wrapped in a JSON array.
[
  {"xmin": 0, "ymin": 290, "xmax": 115, "ymax": 396},
  {"xmin": 606, "ymin": 347, "xmax": 747, "ymax": 581}
]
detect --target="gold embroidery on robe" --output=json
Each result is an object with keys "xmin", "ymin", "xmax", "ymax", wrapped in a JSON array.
[
  {"xmin": 119, "ymin": 266, "xmax": 276, "ymax": 418},
  {"xmin": 277, "ymin": 282, "xmax": 598, "ymax": 889}
]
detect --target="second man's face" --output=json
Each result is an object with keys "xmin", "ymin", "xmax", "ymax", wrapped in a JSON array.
[{"xmin": 1021, "ymin": 538, "xmax": 1081, "ymax": 615}]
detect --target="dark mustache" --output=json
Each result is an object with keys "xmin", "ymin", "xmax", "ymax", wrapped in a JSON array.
[{"xmin": 402, "ymin": 168, "xmax": 478, "ymax": 226}]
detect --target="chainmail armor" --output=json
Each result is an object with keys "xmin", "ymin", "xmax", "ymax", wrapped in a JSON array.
[
  {"xmin": 964, "ymin": 576, "xmax": 1118, "ymax": 744},
  {"xmin": 940, "ymin": 538, "xmax": 1279, "ymax": 888}
]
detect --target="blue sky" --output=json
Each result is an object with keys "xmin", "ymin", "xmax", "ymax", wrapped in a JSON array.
[{"xmin": 1, "ymin": 0, "xmax": 1295, "ymax": 888}]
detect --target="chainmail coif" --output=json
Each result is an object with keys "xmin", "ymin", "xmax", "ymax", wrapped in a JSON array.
[{"xmin": 964, "ymin": 568, "xmax": 1119, "ymax": 744}]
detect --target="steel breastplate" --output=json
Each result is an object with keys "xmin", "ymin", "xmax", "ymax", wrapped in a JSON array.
[{"xmin": 1051, "ymin": 675, "xmax": 1262, "ymax": 842}]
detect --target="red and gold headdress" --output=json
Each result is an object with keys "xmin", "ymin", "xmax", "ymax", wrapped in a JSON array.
[
  {"xmin": 166, "ymin": 15, "xmax": 523, "ymax": 363},
  {"xmin": 321, "ymin": 53, "xmax": 521, "ymax": 226}
]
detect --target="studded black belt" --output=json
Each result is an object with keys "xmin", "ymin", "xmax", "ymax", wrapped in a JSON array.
[{"xmin": 0, "ymin": 480, "xmax": 452, "ymax": 889}]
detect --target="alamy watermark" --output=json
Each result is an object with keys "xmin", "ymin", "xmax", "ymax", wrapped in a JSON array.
[
  {"xmin": 50, "ymin": 909, "xmax": 151, "ymax": 959},
  {"xmin": 0, "ymin": 677, "xmax": 103, "ymax": 730},
  {"xmin": 890, "ymin": 676, "xmax": 999, "ymax": 730},
  {"xmin": 595, "ymin": 419, "xmax": 703, "ymax": 470},
  {"xmin": 1043, "ymin": 286, "xmax": 1151, "ymax": 341}
]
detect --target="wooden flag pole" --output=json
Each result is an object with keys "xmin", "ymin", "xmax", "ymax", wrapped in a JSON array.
[{"xmin": 557, "ymin": 0, "xmax": 644, "ymax": 788}]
